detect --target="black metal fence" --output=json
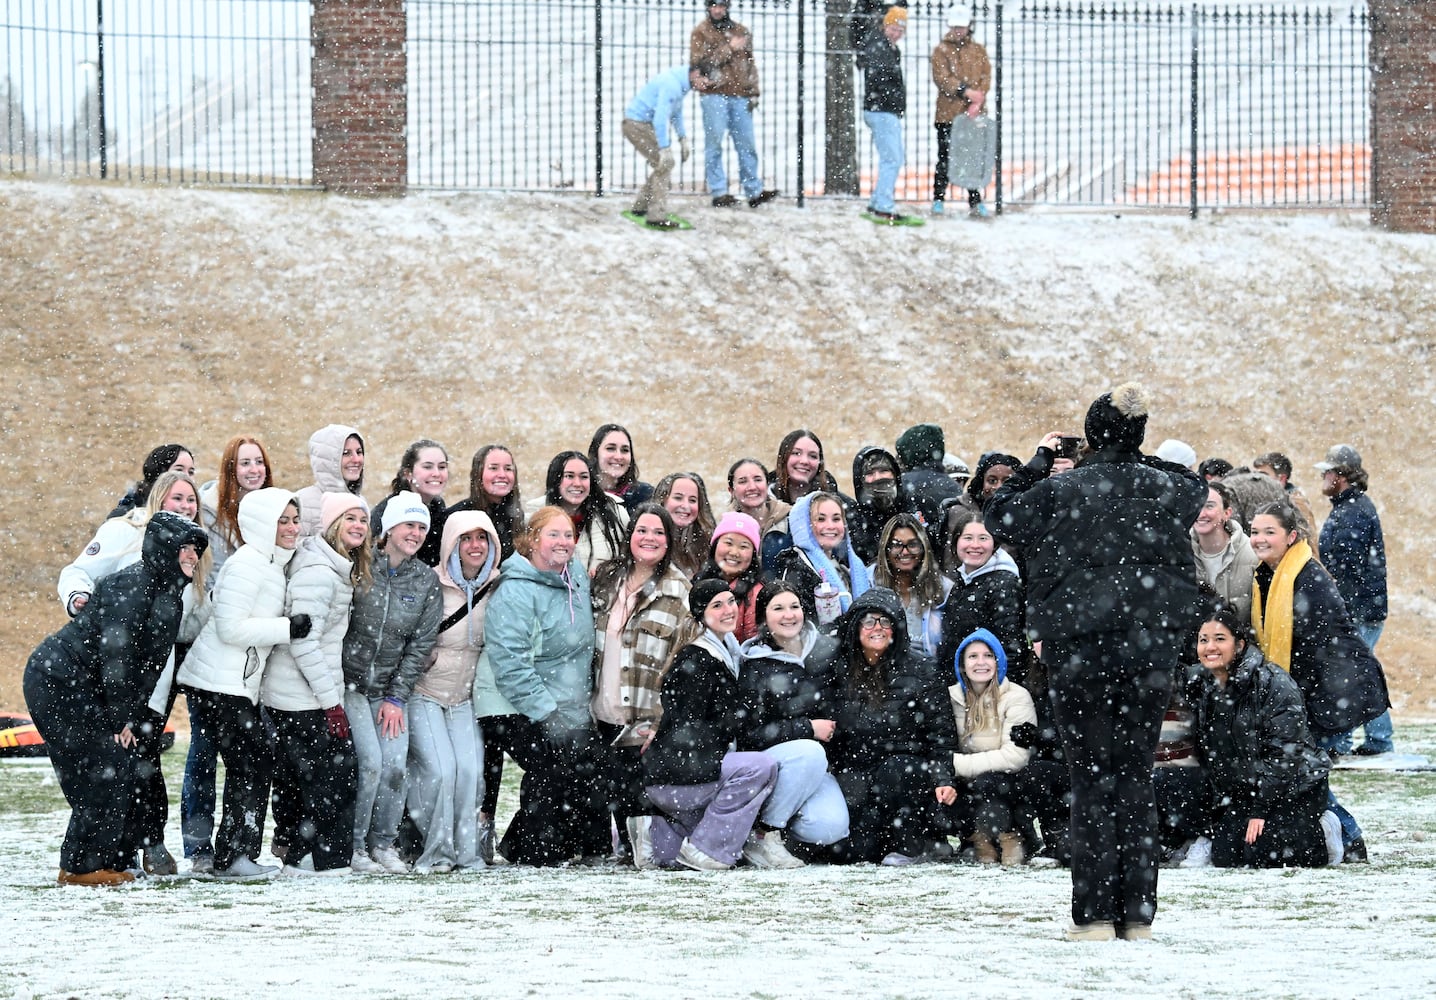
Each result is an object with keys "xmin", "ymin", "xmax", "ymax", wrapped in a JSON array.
[
  {"xmin": 2, "ymin": 2, "xmax": 1369, "ymax": 209},
  {"xmin": 0, "ymin": 0, "xmax": 311, "ymax": 185}
]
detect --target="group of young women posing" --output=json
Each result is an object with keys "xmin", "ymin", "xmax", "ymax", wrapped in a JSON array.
[{"xmin": 25, "ymin": 422, "xmax": 1382, "ymax": 883}]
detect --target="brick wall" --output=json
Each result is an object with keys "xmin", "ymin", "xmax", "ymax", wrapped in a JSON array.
[
  {"xmin": 311, "ymin": 0, "xmax": 407, "ymax": 197},
  {"xmin": 1370, "ymin": 0, "xmax": 1436, "ymax": 232}
]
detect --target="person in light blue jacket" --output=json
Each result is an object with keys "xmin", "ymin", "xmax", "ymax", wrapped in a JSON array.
[
  {"xmin": 485, "ymin": 506, "xmax": 606, "ymax": 866},
  {"xmin": 622, "ymin": 65, "xmax": 713, "ymax": 228}
]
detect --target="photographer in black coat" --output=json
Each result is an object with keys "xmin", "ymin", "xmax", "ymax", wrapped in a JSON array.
[
  {"xmin": 986, "ymin": 383, "xmax": 1206, "ymax": 941},
  {"xmin": 24, "ymin": 512, "xmax": 209, "ymax": 885}
]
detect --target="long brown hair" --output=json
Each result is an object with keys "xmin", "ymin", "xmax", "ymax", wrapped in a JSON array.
[
  {"xmin": 214, "ymin": 435, "xmax": 274, "ymax": 550},
  {"xmin": 651, "ymin": 472, "xmax": 716, "ymax": 578}
]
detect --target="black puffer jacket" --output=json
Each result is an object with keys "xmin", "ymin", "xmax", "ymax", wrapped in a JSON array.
[
  {"xmin": 845, "ymin": 445, "xmax": 902, "ymax": 565},
  {"xmin": 830, "ymin": 588, "xmax": 956, "ymax": 784},
  {"xmin": 26, "ymin": 512, "xmax": 208, "ymax": 733},
  {"xmin": 643, "ymin": 633, "xmax": 746, "ymax": 787},
  {"xmin": 986, "ymin": 446, "xmax": 1207, "ymax": 639},
  {"xmin": 936, "ymin": 555, "xmax": 1027, "ymax": 685},
  {"xmin": 1187, "ymin": 646, "xmax": 1331, "ymax": 816},
  {"xmin": 736, "ymin": 625, "xmax": 842, "ymax": 750},
  {"xmin": 1253, "ymin": 559, "xmax": 1389, "ymax": 737},
  {"xmin": 858, "ymin": 30, "xmax": 905, "ymax": 116}
]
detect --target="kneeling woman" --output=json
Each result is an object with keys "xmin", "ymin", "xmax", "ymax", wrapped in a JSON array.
[
  {"xmin": 1190, "ymin": 606, "xmax": 1335, "ymax": 868},
  {"xmin": 639, "ymin": 581, "xmax": 781, "ymax": 871},
  {"xmin": 830, "ymin": 587, "xmax": 957, "ymax": 864},
  {"xmin": 25, "ymin": 512, "xmax": 207, "ymax": 885},
  {"xmin": 948, "ymin": 629, "xmax": 1037, "ymax": 866}
]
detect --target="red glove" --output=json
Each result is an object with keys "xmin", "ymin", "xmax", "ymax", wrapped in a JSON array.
[{"xmin": 324, "ymin": 705, "xmax": 350, "ymax": 740}]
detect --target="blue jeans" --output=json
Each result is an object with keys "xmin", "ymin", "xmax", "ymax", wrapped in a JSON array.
[
  {"xmin": 346, "ymin": 692, "xmax": 410, "ymax": 853},
  {"xmin": 180, "ymin": 720, "xmax": 218, "ymax": 858},
  {"xmin": 406, "ymin": 696, "xmax": 483, "ymax": 869},
  {"xmin": 758, "ymin": 739, "xmax": 849, "ymax": 846},
  {"xmin": 863, "ymin": 110, "xmax": 904, "ymax": 213},
  {"xmin": 1325, "ymin": 621, "xmax": 1393, "ymax": 754},
  {"xmin": 701, "ymin": 94, "xmax": 761, "ymax": 199}
]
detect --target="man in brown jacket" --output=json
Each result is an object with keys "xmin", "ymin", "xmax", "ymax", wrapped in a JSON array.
[
  {"xmin": 930, "ymin": 5, "xmax": 991, "ymax": 216},
  {"xmin": 690, "ymin": 0, "xmax": 778, "ymax": 208}
]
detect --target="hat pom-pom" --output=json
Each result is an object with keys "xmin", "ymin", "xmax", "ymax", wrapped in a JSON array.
[{"xmin": 1110, "ymin": 382, "xmax": 1150, "ymax": 419}]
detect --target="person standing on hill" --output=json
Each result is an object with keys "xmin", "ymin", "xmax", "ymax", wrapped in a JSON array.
[
  {"xmin": 691, "ymin": 0, "xmax": 779, "ymax": 209},
  {"xmin": 623, "ymin": 66, "xmax": 711, "ymax": 229},
  {"xmin": 986, "ymin": 384, "xmax": 1206, "ymax": 942},
  {"xmin": 1314, "ymin": 444, "xmax": 1394, "ymax": 756},
  {"xmin": 930, "ymin": 4, "xmax": 991, "ymax": 216},
  {"xmin": 858, "ymin": 5, "xmax": 910, "ymax": 221}
]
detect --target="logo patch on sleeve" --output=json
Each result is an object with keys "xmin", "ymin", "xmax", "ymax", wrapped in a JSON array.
[{"xmin": 85, "ymin": 542, "xmax": 101, "ymax": 556}]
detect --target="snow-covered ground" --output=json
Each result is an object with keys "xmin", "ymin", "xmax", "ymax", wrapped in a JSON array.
[{"xmin": 1, "ymin": 729, "xmax": 1433, "ymax": 999}]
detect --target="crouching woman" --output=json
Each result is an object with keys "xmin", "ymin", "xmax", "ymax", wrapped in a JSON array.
[
  {"xmin": 1190, "ymin": 605, "xmax": 1335, "ymax": 868},
  {"xmin": 638, "ymin": 581, "xmax": 781, "ymax": 871}
]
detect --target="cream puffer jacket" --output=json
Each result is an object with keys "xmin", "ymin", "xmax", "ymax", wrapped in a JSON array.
[
  {"xmin": 947, "ymin": 678, "xmax": 1037, "ymax": 779},
  {"xmin": 295, "ymin": 423, "xmax": 366, "ymax": 538},
  {"xmin": 261, "ymin": 533, "xmax": 355, "ymax": 712},
  {"xmin": 179, "ymin": 488, "xmax": 299, "ymax": 705}
]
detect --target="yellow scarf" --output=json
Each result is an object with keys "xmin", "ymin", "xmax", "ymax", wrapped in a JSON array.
[{"xmin": 1251, "ymin": 539, "xmax": 1312, "ymax": 672}]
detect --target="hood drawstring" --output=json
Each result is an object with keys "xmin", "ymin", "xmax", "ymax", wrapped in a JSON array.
[{"xmin": 560, "ymin": 565, "xmax": 577, "ymax": 624}]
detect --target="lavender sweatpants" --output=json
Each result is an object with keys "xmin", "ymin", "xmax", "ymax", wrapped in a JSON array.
[{"xmin": 645, "ymin": 751, "xmax": 777, "ymax": 866}]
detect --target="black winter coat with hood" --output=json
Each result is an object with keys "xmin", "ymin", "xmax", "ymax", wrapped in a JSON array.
[
  {"xmin": 830, "ymin": 588, "xmax": 956, "ymax": 785},
  {"xmin": 643, "ymin": 631, "xmax": 747, "ymax": 787},
  {"xmin": 986, "ymin": 446, "xmax": 1206, "ymax": 641},
  {"xmin": 737, "ymin": 624, "xmax": 843, "ymax": 750},
  {"xmin": 844, "ymin": 445, "xmax": 902, "ymax": 566},
  {"xmin": 27, "ymin": 512, "xmax": 208, "ymax": 734}
]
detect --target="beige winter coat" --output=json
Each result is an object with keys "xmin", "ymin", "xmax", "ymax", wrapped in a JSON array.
[
  {"xmin": 947, "ymin": 678, "xmax": 1036, "ymax": 778},
  {"xmin": 415, "ymin": 510, "xmax": 502, "ymax": 706}
]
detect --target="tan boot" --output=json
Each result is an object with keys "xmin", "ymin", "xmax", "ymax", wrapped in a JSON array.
[
  {"xmin": 999, "ymin": 832, "xmax": 1026, "ymax": 867},
  {"xmin": 971, "ymin": 832, "xmax": 999, "ymax": 865}
]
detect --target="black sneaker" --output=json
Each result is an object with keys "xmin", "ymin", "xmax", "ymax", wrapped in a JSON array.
[
  {"xmin": 748, "ymin": 189, "xmax": 780, "ymax": 208},
  {"xmin": 646, "ymin": 218, "xmax": 681, "ymax": 230},
  {"xmin": 1344, "ymin": 837, "xmax": 1369, "ymax": 864},
  {"xmin": 1352, "ymin": 745, "xmax": 1389, "ymax": 757},
  {"xmin": 869, "ymin": 209, "xmax": 907, "ymax": 223},
  {"xmin": 711, "ymin": 195, "xmax": 739, "ymax": 208}
]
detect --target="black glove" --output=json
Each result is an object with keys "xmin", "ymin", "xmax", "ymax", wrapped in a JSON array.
[
  {"xmin": 288, "ymin": 613, "xmax": 313, "ymax": 639},
  {"xmin": 1009, "ymin": 722, "xmax": 1039, "ymax": 749}
]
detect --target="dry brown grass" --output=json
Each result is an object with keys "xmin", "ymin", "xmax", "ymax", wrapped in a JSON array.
[{"xmin": 1, "ymin": 178, "xmax": 1432, "ymax": 720}]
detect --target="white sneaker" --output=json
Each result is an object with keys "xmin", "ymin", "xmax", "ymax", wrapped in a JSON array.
[
  {"xmin": 1321, "ymin": 811, "xmax": 1344, "ymax": 866},
  {"xmin": 741, "ymin": 829, "xmax": 805, "ymax": 870},
  {"xmin": 676, "ymin": 838, "xmax": 731, "ymax": 872},
  {"xmin": 414, "ymin": 860, "xmax": 455, "ymax": 875},
  {"xmin": 370, "ymin": 845, "xmax": 410, "ymax": 875},
  {"xmin": 881, "ymin": 852, "xmax": 916, "ymax": 867},
  {"xmin": 214, "ymin": 856, "xmax": 278, "ymax": 882},
  {"xmin": 627, "ymin": 816, "xmax": 656, "ymax": 871},
  {"xmin": 348, "ymin": 848, "xmax": 383, "ymax": 874},
  {"xmin": 281, "ymin": 860, "xmax": 352, "ymax": 878},
  {"xmin": 1179, "ymin": 836, "xmax": 1213, "ymax": 869}
]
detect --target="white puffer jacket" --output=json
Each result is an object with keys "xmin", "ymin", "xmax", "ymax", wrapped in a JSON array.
[
  {"xmin": 179, "ymin": 488, "xmax": 299, "ymax": 704},
  {"xmin": 261, "ymin": 533, "xmax": 355, "ymax": 711},
  {"xmin": 295, "ymin": 423, "xmax": 366, "ymax": 537},
  {"xmin": 58, "ymin": 511, "xmax": 148, "ymax": 615}
]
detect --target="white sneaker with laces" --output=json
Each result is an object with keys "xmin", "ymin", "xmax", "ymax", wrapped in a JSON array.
[
  {"xmin": 370, "ymin": 845, "xmax": 410, "ymax": 875},
  {"xmin": 348, "ymin": 848, "xmax": 383, "ymax": 874},
  {"xmin": 742, "ymin": 829, "xmax": 805, "ymax": 869},
  {"xmin": 677, "ymin": 838, "xmax": 731, "ymax": 872},
  {"xmin": 1180, "ymin": 835, "xmax": 1213, "ymax": 869}
]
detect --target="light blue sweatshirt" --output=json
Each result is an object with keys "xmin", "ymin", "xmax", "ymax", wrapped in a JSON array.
[{"xmin": 624, "ymin": 66, "xmax": 691, "ymax": 149}]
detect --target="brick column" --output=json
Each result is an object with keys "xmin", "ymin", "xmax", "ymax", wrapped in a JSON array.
[
  {"xmin": 311, "ymin": 0, "xmax": 407, "ymax": 196},
  {"xmin": 1370, "ymin": 0, "xmax": 1436, "ymax": 231}
]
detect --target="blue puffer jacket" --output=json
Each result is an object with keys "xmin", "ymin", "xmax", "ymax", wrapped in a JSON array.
[{"xmin": 484, "ymin": 553, "xmax": 595, "ymax": 730}]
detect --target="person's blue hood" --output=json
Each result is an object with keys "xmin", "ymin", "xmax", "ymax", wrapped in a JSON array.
[{"xmin": 954, "ymin": 627, "xmax": 1007, "ymax": 689}]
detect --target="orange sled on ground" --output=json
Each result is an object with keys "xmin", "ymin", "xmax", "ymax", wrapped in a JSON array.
[{"xmin": 0, "ymin": 713, "xmax": 176, "ymax": 759}]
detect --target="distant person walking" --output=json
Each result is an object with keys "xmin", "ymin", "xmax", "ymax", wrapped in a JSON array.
[
  {"xmin": 1314, "ymin": 444, "xmax": 1394, "ymax": 755},
  {"xmin": 691, "ymin": 0, "xmax": 779, "ymax": 209},
  {"xmin": 930, "ymin": 4, "xmax": 991, "ymax": 216},
  {"xmin": 857, "ymin": 6, "xmax": 910, "ymax": 221},
  {"xmin": 987, "ymin": 384, "xmax": 1206, "ymax": 942},
  {"xmin": 623, "ymin": 66, "xmax": 710, "ymax": 229}
]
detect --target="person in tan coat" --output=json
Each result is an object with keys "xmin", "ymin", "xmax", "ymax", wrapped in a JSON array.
[
  {"xmin": 690, "ymin": 0, "xmax": 778, "ymax": 208},
  {"xmin": 930, "ymin": 4, "xmax": 992, "ymax": 215}
]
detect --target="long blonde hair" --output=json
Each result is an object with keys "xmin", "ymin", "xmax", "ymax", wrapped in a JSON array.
[
  {"xmin": 323, "ymin": 512, "xmax": 374, "ymax": 590},
  {"xmin": 140, "ymin": 470, "xmax": 211, "ymax": 601}
]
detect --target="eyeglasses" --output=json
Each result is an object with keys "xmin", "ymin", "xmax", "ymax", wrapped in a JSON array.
[
  {"xmin": 858, "ymin": 614, "xmax": 894, "ymax": 632},
  {"xmin": 886, "ymin": 539, "xmax": 923, "ymax": 553}
]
